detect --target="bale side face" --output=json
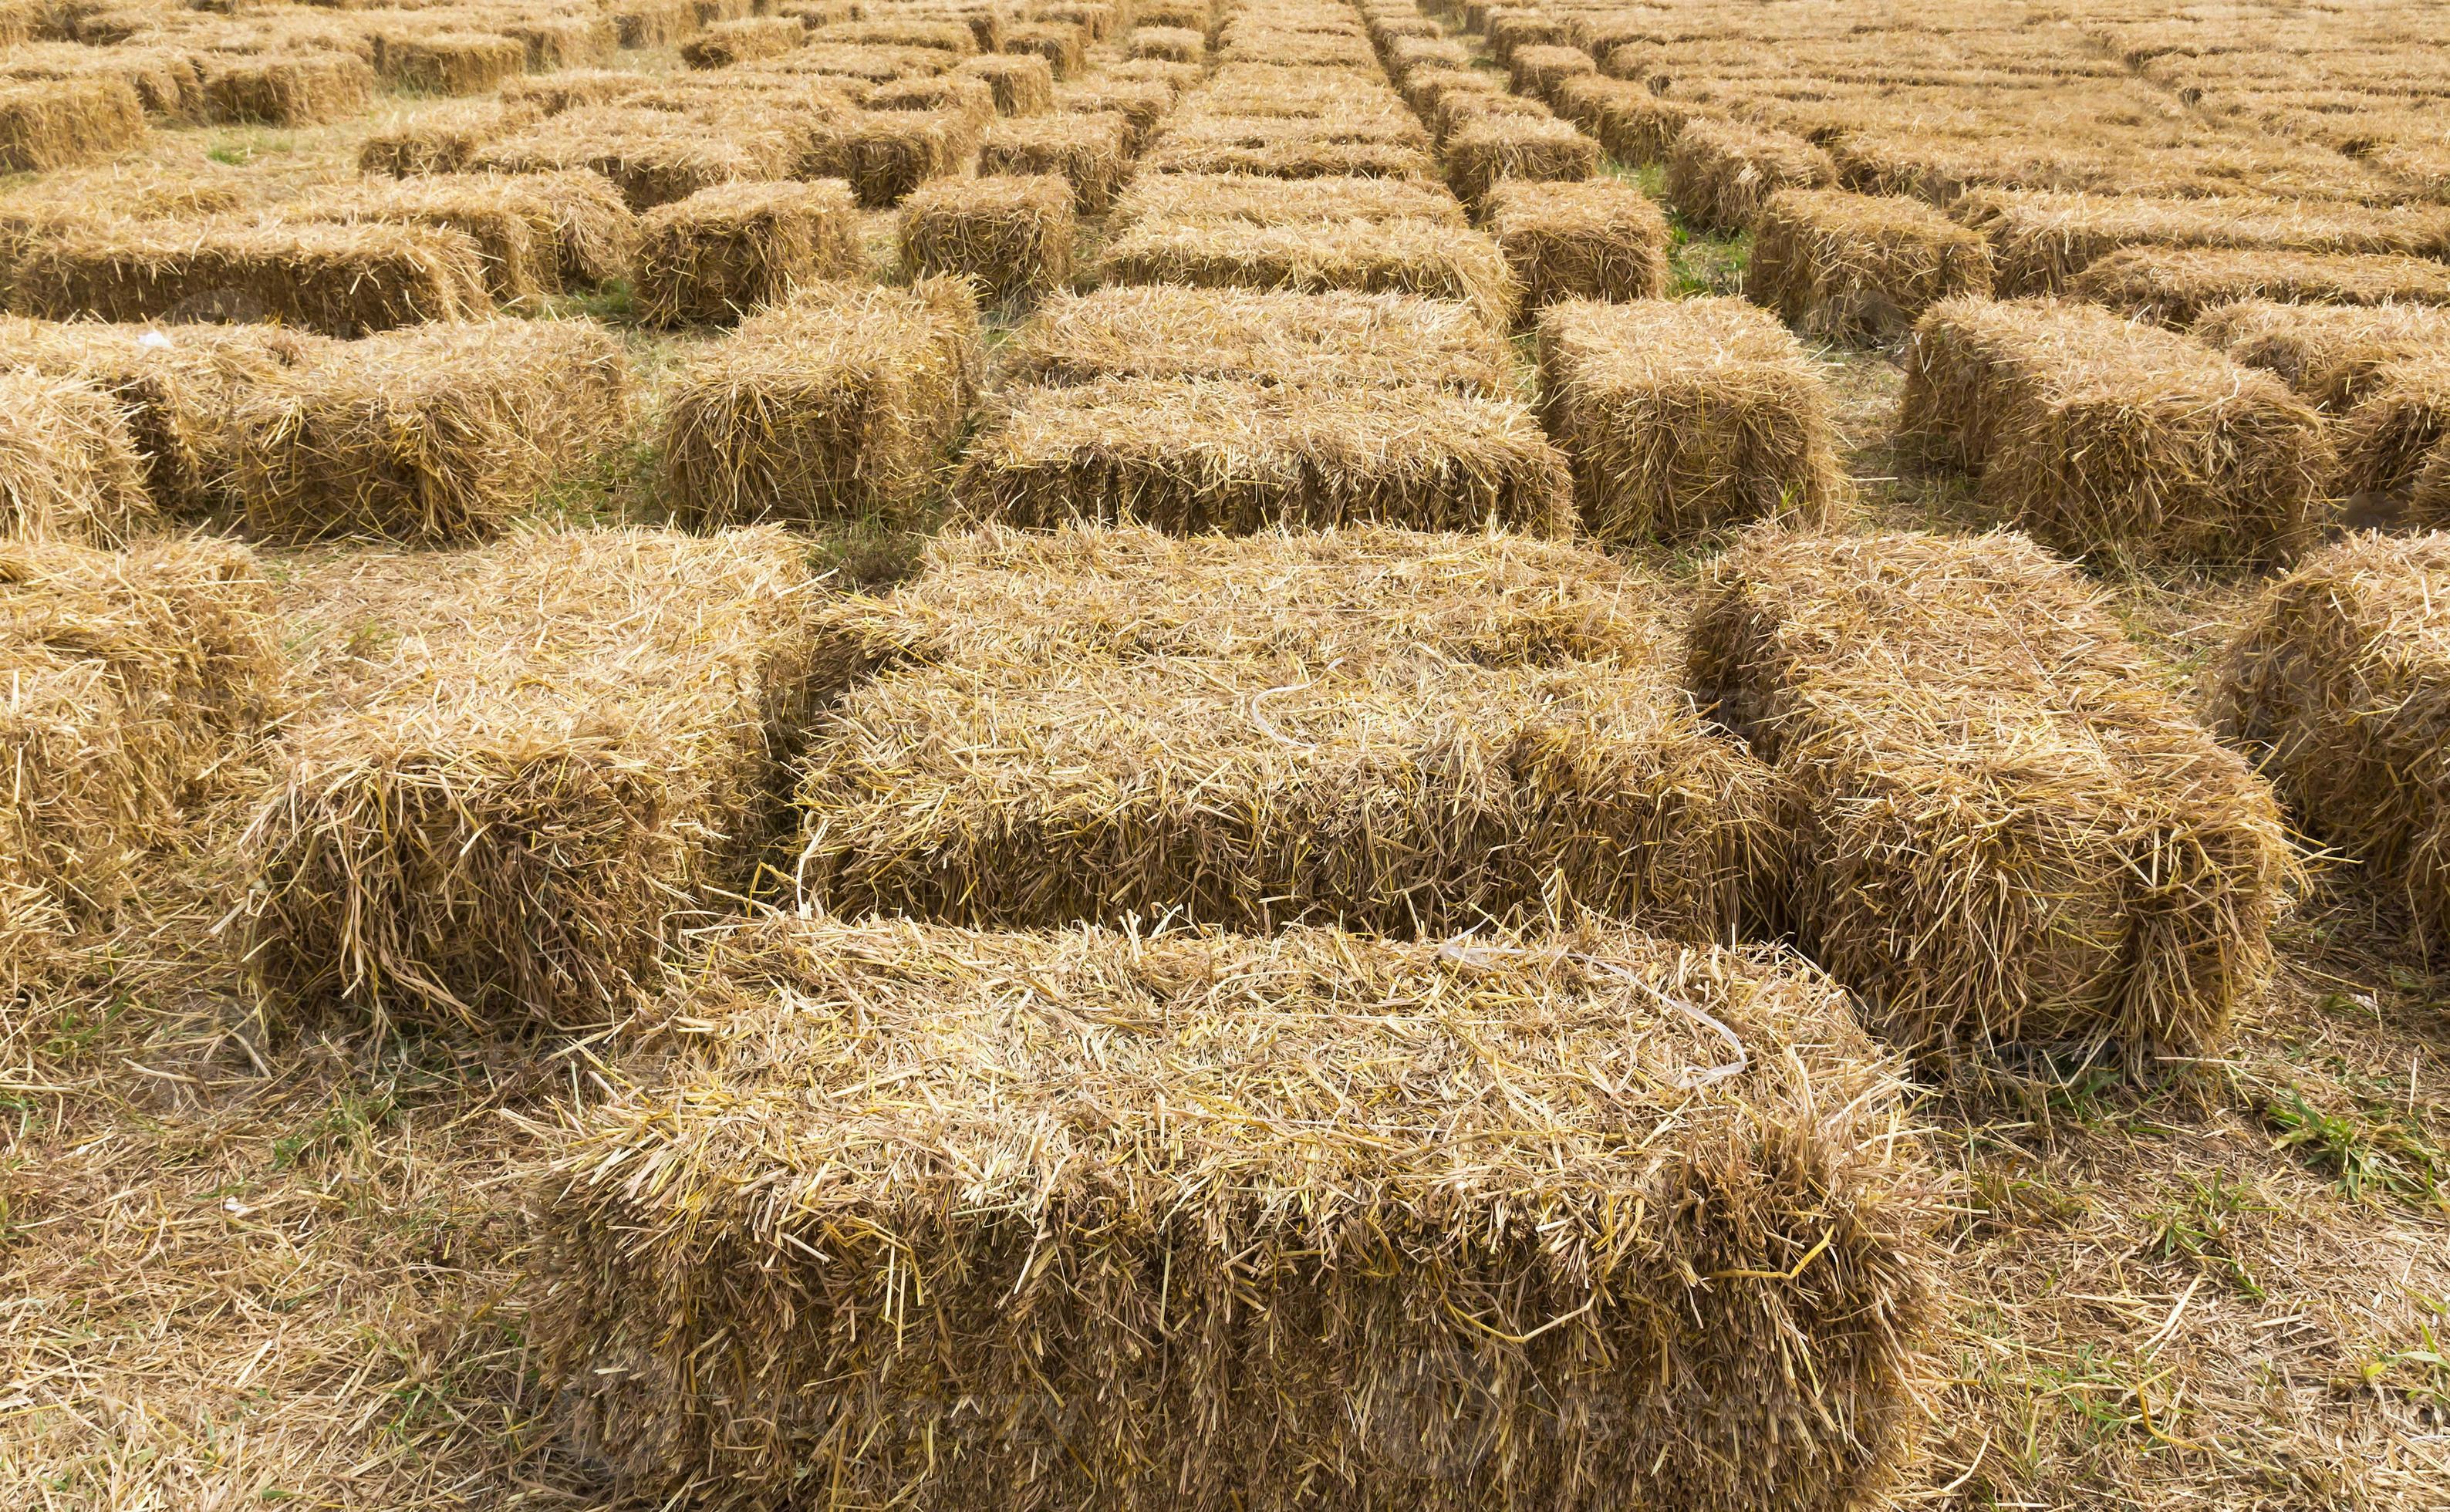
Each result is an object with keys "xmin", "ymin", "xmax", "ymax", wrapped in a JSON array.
[
  {"xmin": 237, "ymin": 527, "xmax": 825, "ymax": 1031},
  {"xmin": 0, "ymin": 76, "xmax": 146, "ymax": 172},
  {"xmin": 1745, "ymin": 189, "xmax": 1995, "ymax": 344},
  {"xmin": 2212, "ymin": 532, "xmax": 2450, "ymax": 950},
  {"xmin": 663, "ymin": 277, "xmax": 980, "ymax": 526},
  {"xmin": 1665, "ymin": 118, "xmax": 1835, "ymax": 234},
  {"xmin": 1690, "ymin": 527, "xmax": 2291, "ymax": 1057},
  {"xmin": 1535, "ymin": 299, "xmax": 1841, "ymax": 542},
  {"xmin": 1443, "ymin": 114, "xmax": 1600, "ymax": 211},
  {"xmin": 528, "ymin": 915, "xmax": 1936, "ymax": 1512},
  {"xmin": 202, "ymin": 55, "xmax": 373, "ymax": 127},
  {"xmin": 2188, "ymin": 299, "xmax": 2450, "ymax": 407},
  {"xmin": 953, "ymin": 51, "xmax": 1056, "ymax": 113},
  {"xmin": 981, "ymin": 109, "xmax": 1131, "ymax": 210},
  {"xmin": 899, "ymin": 174, "xmax": 1076, "ymax": 301},
  {"xmin": 1485, "ymin": 177, "xmax": 1671, "ymax": 310},
  {"xmin": 635, "ymin": 178, "xmax": 865, "ymax": 326},
  {"xmin": 1098, "ymin": 219, "xmax": 1521, "ymax": 330},
  {"xmin": 1109, "ymin": 170, "xmax": 1470, "ymax": 230},
  {"xmin": 0, "ymin": 369, "xmax": 157, "ymax": 545},
  {"xmin": 1956, "ymin": 188, "xmax": 2450, "ymax": 297},
  {"xmin": 2070, "ymin": 245, "xmax": 2450, "ymax": 328}
]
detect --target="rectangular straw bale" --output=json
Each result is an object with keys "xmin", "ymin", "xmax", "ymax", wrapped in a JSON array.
[
  {"xmin": 807, "ymin": 18, "xmax": 980, "ymax": 53},
  {"xmin": 1665, "ymin": 118, "xmax": 1836, "ymax": 234},
  {"xmin": 1485, "ymin": 7, "xmax": 1571, "ymax": 62},
  {"xmin": 2070, "ymin": 247, "xmax": 2450, "ymax": 329},
  {"xmin": 231, "ymin": 319, "xmax": 633, "ymax": 545},
  {"xmin": 1953, "ymin": 189, "xmax": 2450, "ymax": 297},
  {"xmin": 1399, "ymin": 64, "xmax": 1500, "ymax": 120},
  {"xmin": 1135, "ymin": 0, "xmax": 1213, "ymax": 33},
  {"xmin": 356, "ymin": 100, "xmax": 538, "ymax": 174},
  {"xmin": 2334, "ymin": 353, "xmax": 2450, "ymax": 513},
  {"xmin": 499, "ymin": 68, "xmax": 653, "ymax": 115},
  {"xmin": 1572, "ymin": 78, "xmax": 1706, "ymax": 167},
  {"xmin": 612, "ymin": 0, "xmax": 698, "ymax": 47},
  {"xmin": 2213, "ymin": 531, "xmax": 2450, "ymax": 950},
  {"xmin": 662, "ymin": 277, "xmax": 979, "ymax": 527},
  {"xmin": 1536, "ymin": 297, "xmax": 1839, "ymax": 542},
  {"xmin": 0, "ymin": 370, "xmax": 154, "ymax": 545},
  {"xmin": 899, "ymin": 173, "xmax": 1074, "ymax": 301},
  {"xmin": 0, "ymin": 317, "xmax": 321, "ymax": 518},
  {"xmin": 237, "ymin": 526, "xmax": 825, "ymax": 1030},
  {"xmin": 1141, "ymin": 134, "xmax": 1438, "ymax": 181},
  {"xmin": 980, "ymin": 109, "xmax": 1129, "ymax": 210},
  {"xmin": 1746, "ymin": 189, "xmax": 1995, "ymax": 344},
  {"xmin": 954, "ymin": 51, "xmax": 1055, "ymax": 114},
  {"xmin": 1099, "ymin": 218, "xmax": 1519, "ymax": 329},
  {"xmin": 957, "ymin": 377, "xmax": 1569, "ymax": 535},
  {"xmin": 1897, "ymin": 296, "xmax": 2334, "ymax": 564},
  {"xmin": 468, "ymin": 105, "xmax": 789, "ymax": 209},
  {"xmin": 283, "ymin": 178, "xmax": 549, "ymax": 302},
  {"xmin": 868, "ymin": 73, "xmax": 997, "ymax": 127},
  {"xmin": 681, "ymin": 15, "xmax": 808, "ymax": 67},
  {"xmin": 1102, "ymin": 56, "xmax": 1204, "ymax": 94},
  {"xmin": 905, "ymin": 2, "xmax": 1004, "ymax": 50},
  {"xmin": 1, "ymin": 535, "xmax": 278, "ymax": 920},
  {"xmin": 2189, "ymin": 299, "xmax": 2450, "ymax": 407},
  {"xmin": 795, "ymin": 525, "xmax": 1781, "ymax": 936},
  {"xmin": 531, "ymin": 910, "xmax": 1929, "ymax": 1508},
  {"xmin": 807, "ymin": 107, "xmax": 986, "ymax": 207},
  {"xmin": 0, "ymin": 77, "xmax": 145, "ymax": 173},
  {"xmin": 1447, "ymin": 113, "xmax": 1601, "ymax": 213},
  {"xmin": 1163, "ymin": 106, "xmax": 1430, "ymax": 154},
  {"xmin": 495, "ymin": 12, "xmax": 620, "ymax": 70},
  {"xmin": 1431, "ymin": 86, "xmax": 1554, "ymax": 147},
  {"xmin": 635, "ymin": 178, "xmax": 862, "ymax": 326},
  {"xmin": 8, "ymin": 219, "xmax": 488, "ymax": 338},
  {"xmin": 1487, "ymin": 177, "xmax": 1670, "ymax": 310},
  {"xmin": 1690, "ymin": 526, "xmax": 2290, "ymax": 1057},
  {"xmin": 1509, "ymin": 41, "xmax": 1595, "ymax": 100},
  {"xmin": 383, "ymin": 32, "xmax": 527, "ymax": 95},
  {"xmin": 1001, "ymin": 285, "xmax": 1512, "ymax": 393},
  {"xmin": 1129, "ymin": 23, "xmax": 1204, "ymax": 61},
  {"xmin": 201, "ymin": 53, "xmax": 372, "ymax": 126},
  {"xmin": 1108, "ymin": 170, "xmax": 1468, "ymax": 230},
  {"xmin": 1051, "ymin": 77, "xmax": 1170, "ymax": 150},
  {"xmin": 1001, "ymin": 20, "xmax": 1088, "ymax": 78},
  {"xmin": 1385, "ymin": 33, "xmax": 1471, "ymax": 77}
]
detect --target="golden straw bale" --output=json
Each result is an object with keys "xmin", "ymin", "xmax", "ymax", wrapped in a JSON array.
[
  {"xmin": 635, "ymin": 178, "xmax": 863, "ymax": 326},
  {"xmin": 1051, "ymin": 76, "xmax": 1170, "ymax": 150},
  {"xmin": 201, "ymin": 54, "xmax": 373, "ymax": 126},
  {"xmin": 1430, "ymin": 86, "xmax": 1553, "ymax": 147},
  {"xmin": 494, "ymin": 12, "xmax": 620, "ymax": 70},
  {"xmin": 282, "ymin": 177, "xmax": 549, "ymax": 302},
  {"xmin": 1129, "ymin": 22, "xmax": 1203, "ymax": 61},
  {"xmin": 1108, "ymin": 170, "xmax": 1468, "ymax": 230},
  {"xmin": 2190, "ymin": 299, "xmax": 2450, "ymax": 407},
  {"xmin": 899, "ymin": 173, "xmax": 1073, "ymax": 301},
  {"xmin": 1001, "ymin": 285, "xmax": 1512, "ymax": 393},
  {"xmin": 953, "ymin": 51, "xmax": 1055, "ymax": 113},
  {"xmin": 1136, "ymin": 0, "xmax": 1212, "ymax": 32},
  {"xmin": 2070, "ymin": 247, "xmax": 2450, "ymax": 329},
  {"xmin": 1509, "ymin": 41, "xmax": 1595, "ymax": 100},
  {"xmin": 472, "ymin": 104, "xmax": 803, "ymax": 210},
  {"xmin": 1952, "ymin": 189, "xmax": 2450, "ymax": 297},
  {"xmin": 498, "ymin": 68, "xmax": 654, "ymax": 115},
  {"xmin": 1485, "ymin": 7, "xmax": 1571, "ymax": 62},
  {"xmin": 0, "ymin": 318, "xmax": 322, "ymax": 518},
  {"xmin": 680, "ymin": 15, "xmax": 807, "ymax": 67},
  {"xmin": 957, "ymin": 377, "xmax": 1569, "ymax": 535},
  {"xmin": 1446, "ymin": 113, "xmax": 1600, "ymax": 213},
  {"xmin": 1103, "ymin": 55, "xmax": 1204, "ymax": 94},
  {"xmin": 663, "ymin": 277, "xmax": 978, "ymax": 527},
  {"xmin": 0, "ymin": 77, "xmax": 145, "ymax": 173},
  {"xmin": 610, "ymin": 0, "xmax": 698, "ymax": 48},
  {"xmin": 906, "ymin": 2, "xmax": 1005, "ymax": 50},
  {"xmin": 528, "ymin": 910, "xmax": 1931, "ymax": 1512},
  {"xmin": 1, "ymin": 535, "xmax": 278, "ymax": 921},
  {"xmin": 1665, "ymin": 117, "xmax": 1835, "ymax": 234},
  {"xmin": 237, "ymin": 526, "xmax": 825, "ymax": 1030},
  {"xmin": 1691, "ymin": 526, "xmax": 2290, "ymax": 1057},
  {"xmin": 1166, "ymin": 103, "xmax": 1430, "ymax": 152},
  {"xmin": 356, "ymin": 100, "xmax": 538, "ymax": 174},
  {"xmin": 383, "ymin": 32, "xmax": 526, "ymax": 96},
  {"xmin": 1746, "ymin": 189, "xmax": 1995, "ymax": 344},
  {"xmin": 1570, "ymin": 76, "xmax": 1707, "ymax": 167},
  {"xmin": 1898, "ymin": 296, "xmax": 2334, "ymax": 564},
  {"xmin": 1001, "ymin": 19, "xmax": 1088, "ymax": 78},
  {"xmin": 807, "ymin": 18, "xmax": 979, "ymax": 53},
  {"xmin": 1031, "ymin": 1, "xmax": 1116, "ymax": 42},
  {"xmin": 796, "ymin": 525, "xmax": 1780, "ymax": 935},
  {"xmin": 1100, "ymin": 218, "xmax": 1519, "ymax": 329},
  {"xmin": 2334, "ymin": 353, "xmax": 2450, "ymax": 515},
  {"xmin": 867, "ymin": 73, "xmax": 997, "ymax": 127},
  {"xmin": 0, "ymin": 370, "xmax": 154, "ymax": 545},
  {"xmin": 1486, "ymin": 177, "xmax": 1670, "ymax": 311},
  {"xmin": 806, "ymin": 107, "xmax": 986, "ymax": 207},
  {"xmin": 2215, "ymin": 531, "xmax": 2450, "ymax": 950},
  {"xmin": 231, "ymin": 319, "xmax": 633, "ymax": 545},
  {"xmin": 1141, "ymin": 133, "xmax": 1437, "ymax": 179},
  {"xmin": 980, "ymin": 109, "xmax": 1129, "ymax": 210},
  {"xmin": 1385, "ymin": 33, "xmax": 1471, "ymax": 78},
  {"xmin": 778, "ymin": 41, "xmax": 962, "ymax": 85},
  {"xmin": 1536, "ymin": 297, "xmax": 1839, "ymax": 542},
  {"xmin": 1399, "ymin": 63, "xmax": 1500, "ymax": 120}
]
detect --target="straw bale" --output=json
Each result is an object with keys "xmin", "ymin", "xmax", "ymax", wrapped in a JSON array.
[
  {"xmin": 238, "ymin": 526, "xmax": 824, "ymax": 1030},
  {"xmin": 1051, "ymin": 77, "xmax": 1169, "ymax": 150},
  {"xmin": 1102, "ymin": 56, "xmax": 1204, "ymax": 94},
  {"xmin": 760, "ymin": 41, "xmax": 958, "ymax": 85},
  {"xmin": 795, "ymin": 525, "xmax": 1778, "ymax": 935},
  {"xmin": 1129, "ymin": 22, "xmax": 1203, "ymax": 61},
  {"xmin": 1100, "ymin": 218, "xmax": 1519, "ymax": 329},
  {"xmin": 1487, "ymin": 177, "xmax": 1670, "ymax": 312},
  {"xmin": 0, "ymin": 370, "xmax": 154, "ymax": 546},
  {"xmin": 1536, "ymin": 298, "xmax": 1838, "ymax": 543},
  {"xmin": 808, "ymin": 18, "xmax": 980, "ymax": 53},
  {"xmin": 8, "ymin": 219, "xmax": 487, "ymax": 337},
  {"xmin": 531, "ymin": 906, "xmax": 1930, "ymax": 1506},
  {"xmin": 957, "ymin": 378, "xmax": 1568, "ymax": 535},
  {"xmin": 806, "ymin": 107, "xmax": 986, "ymax": 208},
  {"xmin": 2334, "ymin": 353, "xmax": 2450, "ymax": 511},
  {"xmin": 201, "ymin": 53, "xmax": 372, "ymax": 126},
  {"xmin": 681, "ymin": 15, "xmax": 806, "ymax": 67},
  {"xmin": 2212, "ymin": 531, "xmax": 2448, "ymax": 949},
  {"xmin": 1108, "ymin": 170, "xmax": 1468, "ymax": 230},
  {"xmin": 1399, "ymin": 64, "xmax": 1500, "ymax": 120},
  {"xmin": 0, "ymin": 317, "xmax": 321, "ymax": 518},
  {"xmin": 612, "ymin": 0, "xmax": 698, "ymax": 47},
  {"xmin": 1574, "ymin": 78, "xmax": 1706, "ymax": 167},
  {"xmin": 2188, "ymin": 299, "xmax": 2450, "ymax": 407},
  {"xmin": 663, "ymin": 277, "xmax": 979, "ymax": 527},
  {"xmin": 635, "ymin": 178, "xmax": 862, "ymax": 326},
  {"xmin": 1665, "ymin": 118, "xmax": 1834, "ymax": 235},
  {"xmin": 1485, "ymin": 7, "xmax": 1571, "ymax": 62},
  {"xmin": 868, "ymin": 73, "xmax": 997, "ymax": 128},
  {"xmin": 1385, "ymin": 33, "xmax": 1471, "ymax": 77},
  {"xmin": 1446, "ymin": 114, "xmax": 1601, "ymax": 214},
  {"xmin": 494, "ymin": 12, "xmax": 620, "ymax": 70},
  {"xmin": 385, "ymin": 32, "xmax": 526, "ymax": 96},
  {"xmin": 1691, "ymin": 526, "xmax": 2290, "ymax": 1057},
  {"xmin": 1031, "ymin": 1, "xmax": 1116, "ymax": 42},
  {"xmin": 231, "ymin": 319, "xmax": 633, "ymax": 545},
  {"xmin": 1746, "ymin": 189, "xmax": 1995, "ymax": 345},
  {"xmin": 1136, "ymin": 0, "xmax": 1212, "ymax": 33},
  {"xmin": 900, "ymin": 173, "xmax": 1073, "ymax": 302},
  {"xmin": 1509, "ymin": 41, "xmax": 1595, "ymax": 101},
  {"xmin": 2070, "ymin": 247, "xmax": 2450, "ymax": 329},
  {"xmin": 283, "ymin": 178, "xmax": 547, "ymax": 302},
  {"xmin": 906, "ymin": 2, "xmax": 1005, "ymax": 50},
  {"xmin": 1898, "ymin": 296, "xmax": 2334, "ymax": 564},
  {"xmin": 1952, "ymin": 189, "xmax": 2450, "ymax": 297},
  {"xmin": 1001, "ymin": 19, "xmax": 1087, "ymax": 78},
  {"xmin": 980, "ymin": 109, "xmax": 1128, "ymax": 211},
  {"xmin": 1001, "ymin": 285, "xmax": 1511, "ymax": 393},
  {"xmin": 1431, "ymin": 86, "xmax": 1553, "ymax": 147},
  {"xmin": 0, "ymin": 76, "xmax": 145, "ymax": 173},
  {"xmin": 356, "ymin": 100, "xmax": 535, "ymax": 174},
  {"xmin": 471, "ymin": 105, "xmax": 808, "ymax": 208},
  {"xmin": 0, "ymin": 40, "xmax": 207, "ymax": 122},
  {"xmin": 1142, "ymin": 134, "xmax": 1437, "ymax": 180},
  {"xmin": 954, "ymin": 51, "xmax": 1056, "ymax": 114},
  {"xmin": 499, "ymin": 68, "xmax": 653, "ymax": 115},
  {"xmin": 1, "ymin": 535, "xmax": 278, "ymax": 921},
  {"xmin": 1172, "ymin": 96, "xmax": 1429, "ymax": 147}
]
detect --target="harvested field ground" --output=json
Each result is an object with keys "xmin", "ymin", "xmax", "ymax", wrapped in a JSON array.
[{"xmin": 3, "ymin": 1, "xmax": 2448, "ymax": 1510}]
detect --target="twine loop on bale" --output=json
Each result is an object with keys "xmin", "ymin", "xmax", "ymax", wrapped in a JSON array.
[{"xmin": 1434, "ymin": 937, "xmax": 1750, "ymax": 1090}]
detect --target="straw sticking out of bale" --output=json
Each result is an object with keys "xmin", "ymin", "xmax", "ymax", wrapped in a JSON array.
[
  {"xmin": 954, "ymin": 51, "xmax": 1055, "ymax": 114},
  {"xmin": 636, "ymin": 178, "xmax": 863, "ymax": 326},
  {"xmin": 1485, "ymin": 177, "xmax": 1671, "ymax": 311},
  {"xmin": 202, "ymin": 55, "xmax": 373, "ymax": 127},
  {"xmin": 1747, "ymin": 190, "xmax": 1996, "ymax": 345}
]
